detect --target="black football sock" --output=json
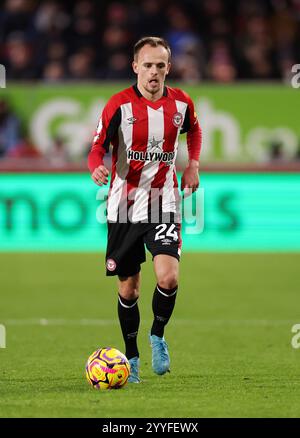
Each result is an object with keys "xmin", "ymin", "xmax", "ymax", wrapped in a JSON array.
[
  {"xmin": 118, "ymin": 294, "xmax": 140, "ymax": 360},
  {"xmin": 151, "ymin": 284, "xmax": 178, "ymax": 338}
]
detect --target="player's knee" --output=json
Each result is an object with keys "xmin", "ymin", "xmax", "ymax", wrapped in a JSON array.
[
  {"xmin": 119, "ymin": 287, "xmax": 139, "ymax": 301},
  {"xmin": 157, "ymin": 272, "xmax": 178, "ymax": 290},
  {"xmin": 118, "ymin": 274, "xmax": 140, "ymax": 300},
  {"xmin": 118, "ymin": 282, "xmax": 140, "ymax": 300}
]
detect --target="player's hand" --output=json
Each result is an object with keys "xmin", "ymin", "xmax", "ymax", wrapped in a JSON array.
[
  {"xmin": 181, "ymin": 160, "xmax": 199, "ymax": 196},
  {"xmin": 91, "ymin": 165, "xmax": 109, "ymax": 186}
]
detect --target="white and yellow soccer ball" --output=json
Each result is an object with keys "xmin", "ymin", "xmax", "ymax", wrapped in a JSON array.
[{"xmin": 85, "ymin": 347, "xmax": 130, "ymax": 390}]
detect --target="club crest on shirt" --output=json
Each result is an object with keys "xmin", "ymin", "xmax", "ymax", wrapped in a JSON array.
[
  {"xmin": 106, "ymin": 258, "xmax": 117, "ymax": 271},
  {"xmin": 172, "ymin": 112, "xmax": 183, "ymax": 128}
]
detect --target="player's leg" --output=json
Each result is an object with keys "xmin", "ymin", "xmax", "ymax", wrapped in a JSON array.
[
  {"xmin": 118, "ymin": 273, "xmax": 140, "ymax": 359},
  {"xmin": 144, "ymin": 220, "xmax": 181, "ymax": 375},
  {"xmin": 118, "ymin": 273, "xmax": 141, "ymax": 383},
  {"xmin": 106, "ymin": 222, "xmax": 146, "ymax": 383},
  {"xmin": 152, "ymin": 254, "xmax": 179, "ymax": 338},
  {"xmin": 148, "ymin": 254, "xmax": 179, "ymax": 374}
]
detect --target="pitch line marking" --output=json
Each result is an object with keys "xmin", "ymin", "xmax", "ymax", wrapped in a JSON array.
[{"xmin": 2, "ymin": 318, "xmax": 297, "ymax": 327}]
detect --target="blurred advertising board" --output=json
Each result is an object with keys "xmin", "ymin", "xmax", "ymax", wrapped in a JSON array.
[
  {"xmin": 1, "ymin": 84, "xmax": 299, "ymax": 164},
  {"xmin": 0, "ymin": 172, "xmax": 299, "ymax": 252}
]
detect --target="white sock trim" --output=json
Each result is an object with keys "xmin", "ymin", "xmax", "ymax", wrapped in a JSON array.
[
  {"xmin": 118, "ymin": 295, "xmax": 138, "ymax": 309},
  {"xmin": 157, "ymin": 285, "xmax": 178, "ymax": 297}
]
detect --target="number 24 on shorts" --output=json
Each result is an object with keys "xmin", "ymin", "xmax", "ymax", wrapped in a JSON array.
[{"xmin": 154, "ymin": 224, "xmax": 178, "ymax": 242}]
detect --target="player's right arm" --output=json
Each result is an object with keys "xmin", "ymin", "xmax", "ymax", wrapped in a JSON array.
[
  {"xmin": 91, "ymin": 164, "xmax": 109, "ymax": 186},
  {"xmin": 88, "ymin": 98, "xmax": 121, "ymax": 186}
]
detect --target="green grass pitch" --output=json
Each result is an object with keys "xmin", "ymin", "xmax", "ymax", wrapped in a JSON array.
[{"xmin": 1, "ymin": 252, "xmax": 300, "ymax": 418}]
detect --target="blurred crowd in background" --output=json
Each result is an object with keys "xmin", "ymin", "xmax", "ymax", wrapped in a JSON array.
[
  {"xmin": 0, "ymin": 0, "xmax": 300, "ymax": 82},
  {"xmin": 0, "ymin": 0, "xmax": 300, "ymax": 165}
]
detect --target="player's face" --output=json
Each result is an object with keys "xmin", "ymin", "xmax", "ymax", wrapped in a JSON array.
[{"xmin": 132, "ymin": 45, "xmax": 171, "ymax": 100}]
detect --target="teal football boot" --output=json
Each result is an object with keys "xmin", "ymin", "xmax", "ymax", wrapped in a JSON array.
[{"xmin": 149, "ymin": 334, "xmax": 170, "ymax": 375}]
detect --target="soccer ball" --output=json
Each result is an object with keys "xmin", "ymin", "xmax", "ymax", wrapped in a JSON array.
[{"xmin": 85, "ymin": 347, "xmax": 130, "ymax": 390}]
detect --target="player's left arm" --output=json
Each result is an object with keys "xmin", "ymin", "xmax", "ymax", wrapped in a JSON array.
[
  {"xmin": 88, "ymin": 99, "xmax": 121, "ymax": 186},
  {"xmin": 180, "ymin": 95, "xmax": 202, "ymax": 193}
]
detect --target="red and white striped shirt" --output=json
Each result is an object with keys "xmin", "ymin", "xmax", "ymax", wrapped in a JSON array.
[{"xmin": 88, "ymin": 84, "xmax": 202, "ymax": 222}]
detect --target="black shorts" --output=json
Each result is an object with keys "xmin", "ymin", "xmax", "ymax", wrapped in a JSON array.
[{"xmin": 105, "ymin": 220, "xmax": 181, "ymax": 277}]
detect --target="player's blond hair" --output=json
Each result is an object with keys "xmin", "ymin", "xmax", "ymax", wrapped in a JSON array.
[{"xmin": 134, "ymin": 37, "xmax": 171, "ymax": 62}]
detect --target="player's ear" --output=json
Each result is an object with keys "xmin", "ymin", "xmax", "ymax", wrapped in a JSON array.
[
  {"xmin": 166, "ymin": 62, "xmax": 171, "ymax": 75},
  {"xmin": 132, "ymin": 60, "xmax": 138, "ymax": 74}
]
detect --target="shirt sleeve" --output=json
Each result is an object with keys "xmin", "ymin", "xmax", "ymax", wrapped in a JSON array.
[
  {"xmin": 88, "ymin": 101, "xmax": 121, "ymax": 173},
  {"xmin": 180, "ymin": 95, "xmax": 202, "ymax": 162}
]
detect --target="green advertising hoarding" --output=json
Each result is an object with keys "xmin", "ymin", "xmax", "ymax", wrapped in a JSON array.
[
  {"xmin": 1, "ymin": 84, "xmax": 299, "ymax": 163},
  {"xmin": 0, "ymin": 173, "xmax": 299, "ymax": 252}
]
